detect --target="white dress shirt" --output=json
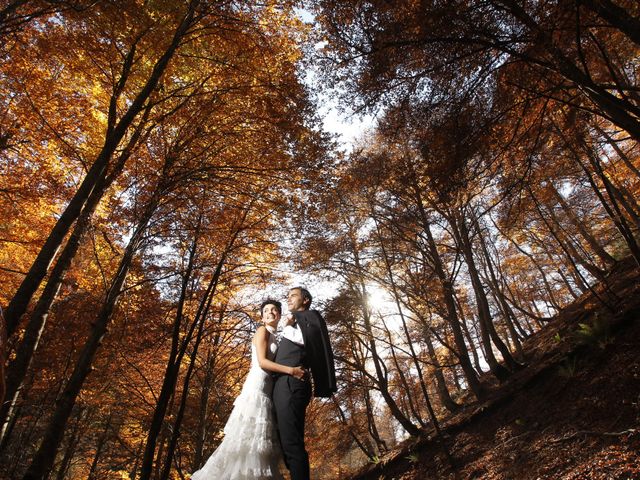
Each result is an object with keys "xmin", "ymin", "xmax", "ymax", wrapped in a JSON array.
[{"xmin": 280, "ymin": 317, "xmax": 304, "ymax": 345}]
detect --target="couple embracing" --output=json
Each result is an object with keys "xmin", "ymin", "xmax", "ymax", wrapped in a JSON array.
[{"xmin": 191, "ymin": 287, "xmax": 337, "ymax": 480}]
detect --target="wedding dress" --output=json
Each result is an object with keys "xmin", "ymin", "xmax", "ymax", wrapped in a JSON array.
[{"xmin": 191, "ymin": 328, "xmax": 283, "ymax": 480}]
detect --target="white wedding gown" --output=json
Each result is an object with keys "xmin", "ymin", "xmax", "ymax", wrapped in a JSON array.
[{"xmin": 191, "ymin": 329, "xmax": 284, "ymax": 480}]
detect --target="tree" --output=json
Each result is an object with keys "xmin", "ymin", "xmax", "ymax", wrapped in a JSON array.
[
  {"xmin": 3, "ymin": 0, "xmax": 203, "ymax": 336},
  {"xmin": 0, "ymin": 1, "xmax": 326, "ymax": 476}
]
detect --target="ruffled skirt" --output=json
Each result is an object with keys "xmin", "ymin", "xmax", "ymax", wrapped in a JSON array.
[{"xmin": 191, "ymin": 368, "xmax": 283, "ymax": 480}]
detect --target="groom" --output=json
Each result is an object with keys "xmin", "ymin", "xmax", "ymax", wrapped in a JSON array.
[{"xmin": 273, "ymin": 287, "xmax": 337, "ymax": 480}]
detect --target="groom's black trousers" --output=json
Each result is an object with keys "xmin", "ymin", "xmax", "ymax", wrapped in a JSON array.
[{"xmin": 273, "ymin": 375, "xmax": 312, "ymax": 480}]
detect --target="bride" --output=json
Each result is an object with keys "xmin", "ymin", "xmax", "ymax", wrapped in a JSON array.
[{"xmin": 191, "ymin": 299, "xmax": 305, "ymax": 480}]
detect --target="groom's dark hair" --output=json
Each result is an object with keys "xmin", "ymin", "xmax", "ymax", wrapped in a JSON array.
[{"xmin": 260, "ymin": 299, "xmax": 282, "ymax": 315}]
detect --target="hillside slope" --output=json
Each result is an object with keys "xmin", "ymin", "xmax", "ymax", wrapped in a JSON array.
[{"xmin": 351, "ymin": 259, "xmax": 640, "ymax": 480}]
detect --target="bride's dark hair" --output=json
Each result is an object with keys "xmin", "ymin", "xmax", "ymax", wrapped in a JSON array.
[{"xmin": 260, "ymin": 299, "xmax": 282, "ymax": 316}]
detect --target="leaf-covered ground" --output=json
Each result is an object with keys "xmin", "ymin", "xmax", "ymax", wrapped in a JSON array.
[{"xmin": 350, "ymin": 259, "xmax": 640, "ymax": 480}]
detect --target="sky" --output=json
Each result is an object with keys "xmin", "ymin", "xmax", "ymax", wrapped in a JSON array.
[
  {"xmin": 236, "ymin": 6, "xmax": 385, "ymax": 318},
  {"xmin": 294, "ymin": 7, "xmax": 377, "ymax": 153}
]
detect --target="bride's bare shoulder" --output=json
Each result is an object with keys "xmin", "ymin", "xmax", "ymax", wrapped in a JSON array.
[{"xmin": 253, "ymin": 325, "xmax": 268, "ymax": 342}]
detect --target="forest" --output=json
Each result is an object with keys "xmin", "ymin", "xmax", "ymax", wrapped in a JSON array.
[{"xmin": 0, "ymin": 0, "xmax": 639, "ymax": 479}]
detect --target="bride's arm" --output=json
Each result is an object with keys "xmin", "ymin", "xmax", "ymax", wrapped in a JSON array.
[{"xmin": 254, "ymin": 327, "xmax": 305, "ymax": 379}]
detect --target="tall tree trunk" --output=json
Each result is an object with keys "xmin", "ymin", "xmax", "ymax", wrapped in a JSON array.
[
  {"xmin": 160, "ymin": 287, "xmax": 223, "ymax": 480},
  {"xmin": 87, "ymin": 412, "xmax": 113, "ymax": 480},
  {"xmin": 467, "ymin": 211, "xmax": 527, "ymax": 359},
  {"xmin": 22, "ymin": 194, "xmax": 159, "ymax": 480},
  {"xmin": 140, "ymin": 205, "xmax": 248, "ymax": 480},
  {"xmin": 332, "ymin": 399, "xmax": 377, "ymax": 461},
  {"xmin": 159, "ymin": 296, "xmax": 212, "ymax": 480},
  {"xmin": 351, "ymin": 268, "xmax": 421, "ymax": 436},
  {"xmin": 558, "ymin": 268, "xmax": 584, "ymax": 298},
  {"xmin": 547, "ymin": 182, "xmax": 617, "ymax": 267},
  {"xmin": 585, "ymin": 143, "xmax": 640, "ymax": 228},
  {"xmin": 423, "ymin": 328, "xmax": 460, "ymax": 412},
  {"xmin": 361, "ymin": 381, "xmax": 388, "ymax": 453},
  {"xmin": 557, "ymin": 120, "xmax": 640, "ymax": 256},
  {"xmin": 530, "ymin": 188, "xmax": 613, "ymax": 310},
  {"xmin": 480, "ymin": 251, "xmax": 531, "ymax": 339},
  {"xmin": 579, "ymin": 0, "xmax": 640, "ymax": 47},
  {"xmin": 543, "ymin": 200, "xmax": 607, "ymax": 280},
  {"xmin": 456, "ymin": 304, "xmax": 483, "ymax": 375},
  {"xmin": 371, "ymin": 213, "xmax": 449, "ymax": 442},
  {"xmin": 193, "ymin": 343, "xmax": 217, "ymax": 470},
  {"xmin": 3, "ymin": 0, "xmax": 199, "ymax": 337},
  {"xmin": 594, "ymin": 123, "xmax": 640, "ymax": 180},
  {"xmin": 0, "ymin": 135, "xmax": 142, "ymax": 443},
  {"xmin": 473, "ymin": 214, "xmax": 526, "ymax": 358},
  {"xmin": 130, "ymin": 440, "xmax": 144, "ymax": 480},
  {"xmin": 409, "ymin": 179, "xmax": 483, "ymax": 399},
  {"xmin": 608, "ymin": 181, "xmax": 640, "ymax": 227},
  {"xmin": 139, "ymin": 231, "xmax": 201, "ymax": 480},
  {"xmin": 494, "ymin": 219, "xmax": 563, "ymax": 312},
  {"xmin": 382, "ymin": 324, "xmax": 426, "ymax": 428},
  {"xmin": 579, "ymin": 154, "xmax": 640, "ymax": 266},
  {"xmin": 53, "ymin": 406, "xmax": 87, "ymax": 480},
  {"xmin": 0, "ymin": 307, "xmax": 5, "ymax": 409},
  {"xmin": 451, "ymin": 210, "xmax": 517, "ymax": 379}
]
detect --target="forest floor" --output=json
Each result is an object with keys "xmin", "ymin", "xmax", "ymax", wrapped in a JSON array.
[{"xmin": 350, "ymin": 258, "xmax": 640, "ymax": 480}]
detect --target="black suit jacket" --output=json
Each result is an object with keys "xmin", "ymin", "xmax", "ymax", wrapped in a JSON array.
[{"xmin": 293, "ymin": 309, "xmax": 337, "ymax": 398}]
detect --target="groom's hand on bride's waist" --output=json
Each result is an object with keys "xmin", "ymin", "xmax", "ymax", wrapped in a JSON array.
[{"xmin": 290, "ymin": 365, "xmax": 308, "ymax": 380}]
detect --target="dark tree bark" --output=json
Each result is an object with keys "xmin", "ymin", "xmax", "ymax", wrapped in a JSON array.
[
  {"xmin": 547, "ymin": 181, "xmax": 617, "ymax": 267},
  {"xmin": 543, "ymin": 200, "xmax": 607, "ymax": 280},
  {"xmin": 159, "ymin": 290, "xmax": 221, "ymax": 480},
  {"xmin": 22, "ymin": 187, "xmax": 161, "ymax": 480},
  {"xmin": 473, "ymin": 214, "xmax": 526, "ymax": 359},
  {"xmin": 193, "ymin": 353, "xmax": 219, "ymax": 468},
  {"xmin": 140, "ymin": 256, "xmax": 226, "ymax": 480},
  {"xmin": 87, "ymin": 412, "xmax": 113, "ymax": 480},
  {"xmin": 529, "ymin": 188, "xmax": 613, "ymax": 310},
  {"xmin": 0, "ymin": 307, "xmax": 5, "ymax": 409},
  {"xmin": 138, "ymin": 227, "xmax": 201, "ymax": 480},
  {"xmin": 0, "ymin": 124, "xmax": 147, "ymax": 443},
  {"xmin": 332, "ymin": 399, "xmax": 377, "ymax": 462},
  {"xmin": 581, "ymin": 156, "xmax": 640, "ymax": 265},
  {"xmin": 422, "ymin": 327, "xmax": 460, "ymax": 412},
  {"xmin": 361, "ymin": 380, "xmax": 388, "ymax": 454},
  {"xmin": 371, "ymin": 213, "xmax": 451, "ymax": 447},
  {"xmin": 594, "ymin": 124, "xmax": 640, "ymax": 181},
  {"xmin": 558, "ymin": 127, "xmax": 640, "ymax": 266},
  {"xmin": 351, "ymin": 270, "xmax": 421, "ymax": 436},
  {"xmin": 409, "ymin": 181, "xmax": 484, "ymax": 399},
  {"xmin": 579, "ymin": 0, "xmax": 640, "ymax": 47},
  {"xmin": 455, "ymin": 302, "xmax": 483, "ymax": 376},
  {"xmin": 492, "ymin": 218, "xmax": 563, "ymax": 312},
  {"xmin": 382, "ymin": 324, "xmax": 426, "ymax": 428},
  {"xmin": 557, "ymin": 268, "xmax": 583, "ymax": 299},
  {"xmin": 53, "ymin": 407, "xmax": 87, "ymax": 480},
  {"xmin": 193, "ymin": 341, "xmax": 217, "ymax": 470},
  {"xmin": 140, "ymin": 204, "xmax": 249, "ymax": 480},
  {"xmin": 450, "ymin": 210, "xmax": 517, "ymax": 379},
  {"xmin": 3, "ymin": 0, "xmax": 199, "ymax": 337}
]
